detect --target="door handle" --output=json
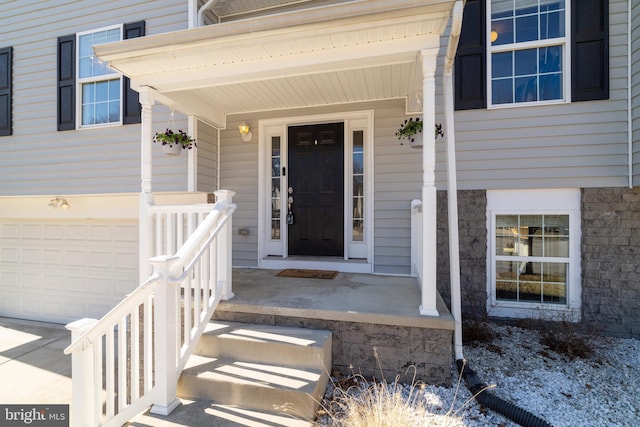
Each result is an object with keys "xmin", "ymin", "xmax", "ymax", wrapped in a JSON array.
[{"xmin": 287, "ymin": 188, "xmax": 294, "ymax": 225}]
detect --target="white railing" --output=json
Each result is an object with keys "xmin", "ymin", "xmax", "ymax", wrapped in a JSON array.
[
  {"xmin": 149, "ymin": 203, "xmax": 215, "ymax": 259},
  {"xmin": 410, "ymin": 199, "xmax": 423, "ymax": 286},
  {"xmin": 64, "ymin": 190, "xmax": 236, "ymax": 427}
]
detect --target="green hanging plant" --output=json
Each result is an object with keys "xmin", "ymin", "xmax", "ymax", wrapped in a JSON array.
[
  {"xmin": 153, "ymin": 129, "xmax": 197, "ymax": 150},
  {"xmin": 396, "ymin": 117, "xmax": 444, "ymax": 144}
]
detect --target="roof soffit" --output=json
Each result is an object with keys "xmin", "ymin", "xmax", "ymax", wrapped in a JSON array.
[{"xmin": 95, "ymin": 1, "xmax": 455, "ymax": 126}]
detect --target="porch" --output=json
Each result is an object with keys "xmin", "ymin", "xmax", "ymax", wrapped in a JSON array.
[{"xmin": 217, "ymin": 267, "xmax": 454, "ymax": 384}]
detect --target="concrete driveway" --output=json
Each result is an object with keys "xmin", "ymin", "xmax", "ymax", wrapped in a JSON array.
[{"xmin": 0, "ymin": 317, "xmax": 71, "ymax": 404}]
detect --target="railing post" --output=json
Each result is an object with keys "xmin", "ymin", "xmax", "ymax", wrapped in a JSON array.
[
  {"xmin": 66, "ymin": 318, "xmax": 98, "ymax": 427},
  {"xmin": 214, "ymin": 190, "xmax": 235, "ymax": 300},
  {"xmin": 149, "ymin": 255, "xmax": 182, "ymax": 416},
  {"xmin": 410, "ymin": 200, "xmax": 423, "ymax": 279}
]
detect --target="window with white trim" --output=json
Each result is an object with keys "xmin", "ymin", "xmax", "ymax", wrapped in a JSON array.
[
  {"xmin": 495, "ymin": 214, "xmax": 568, "ymax": 304},
  {"xmin": 77, "ymin": 26, "xmax": 122, "ymax": 127},
  {"xmin": 487, "ymin": 189, "xmax": 581, "ymax": 321},
  {"xmin": 489, "ymin": 0, "xmax": 568, "ymax": 106}
]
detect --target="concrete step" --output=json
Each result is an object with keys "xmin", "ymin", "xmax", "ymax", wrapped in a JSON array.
[
  {"xmin": 193, "ymin": 321, "xmax": 332, "ymax": 370},
  {"xmin": 178, "ymin": 321, "xmax": 331, "ymax": 421}
]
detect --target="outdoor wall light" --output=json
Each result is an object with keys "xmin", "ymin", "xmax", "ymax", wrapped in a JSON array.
[
  {"xmin": 238, "ymin": 122, "xmax": 253, "ymax": 142},
  {"xmin": 49, "ymin": 197, "xmax": 70, "ymax": 210}
]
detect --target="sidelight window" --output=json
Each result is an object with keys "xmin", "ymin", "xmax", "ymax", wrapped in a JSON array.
[
  {"xmin": 271, "ymin": 136, "xmax": 282, "ymax": 240},
  {"xmin": 352, "ymin": 130, "xmax": 364, "ymax": 242}
]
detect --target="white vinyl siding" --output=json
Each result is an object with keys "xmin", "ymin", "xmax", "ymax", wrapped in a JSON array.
[
  {"xmin": 632, "ymin": 1, "xmax": 640, "ymax": 186},
  {"xmin": 373, "ymin": 100, "xmax": 422, "ymax": 275},
  {"xmin": 221, "ymin": 116, "xmax": 260, "ymax": 268},
  {"xmin": 196, "ymin": 120, "xmax": 219, "ymax": 193},
  {"xmin": 450, "ymin": 0, "xmax": 629, "ymax": 191},
  {"xmin": 0, "ymin": 0, "xmax": 190, "ymax": 196}
]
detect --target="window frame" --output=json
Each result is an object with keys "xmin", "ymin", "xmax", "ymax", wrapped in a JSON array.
[
  {"xmin": 76, "ymin": 25, "xmax": 124, "ymax": 128},
  {"xmin": 486, "ymin": 0, "xmax": 572, "ymax": 109},
  {"xmin": 487, "ymin": 189, "xmax": 582, "ymax": 321}
]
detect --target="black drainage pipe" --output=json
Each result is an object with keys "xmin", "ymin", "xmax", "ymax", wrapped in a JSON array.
[{"xmin": 456, "ymin": 359, "xmax": 554, "ymax": 427}]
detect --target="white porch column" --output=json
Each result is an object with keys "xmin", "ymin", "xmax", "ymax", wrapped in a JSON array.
[
  {"xmin": 139, "ymin": 86, "xmax": 156, "ymax": 283},
  {"xmin": 419, "ymin": 49, "xmax": 439, "ymax": 316}
]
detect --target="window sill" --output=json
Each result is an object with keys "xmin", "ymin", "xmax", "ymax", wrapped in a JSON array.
[
  {"xmin": 487, "ymin": 301, "xmax": 581, "ymax": 322},
  {"xmin": 77, "ymin": 122, "xmax": 123, "ymax": 131},
  {"xmin": 487, "ymin": 98, "xmax": 570, "ymax": 110}
]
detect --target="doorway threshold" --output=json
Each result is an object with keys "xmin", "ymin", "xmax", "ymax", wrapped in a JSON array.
[{"xmin": 260, "ymin": 256, "xmax": 372, "ymax": 274}]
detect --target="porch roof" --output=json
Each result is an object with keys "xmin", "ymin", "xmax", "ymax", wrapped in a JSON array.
[{"xmin": 94, "ymin": 0, "xmax": 456, "ymax": 128}]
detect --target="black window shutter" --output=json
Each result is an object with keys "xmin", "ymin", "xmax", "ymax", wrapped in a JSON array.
[
  {"xmin": 122, "ymin": 20, "xmax": 145, "ymax": 125},
  {"xmin": 57, "ymin": 34, "xmax": 75, "ymax": 131},
  {"xmin": 572, "ymin": 0, "xmax": 609, "ymax": 101},
  {"xmin": 0, "ymin": 46, "xmax": 12, "ymax": 136},
  {"xmin": 455, "ymin": 0, "xmax": 486, "ymax": 110}
]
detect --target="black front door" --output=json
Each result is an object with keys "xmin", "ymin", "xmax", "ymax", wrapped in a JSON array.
[{"xmin": 288, "ymin": 122, "xmax": 344, "ymax": 257}]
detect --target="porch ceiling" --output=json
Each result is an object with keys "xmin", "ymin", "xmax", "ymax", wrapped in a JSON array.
[{"xmin": 95, "ymin": 0, "xmax": 456, "ymax": 128}]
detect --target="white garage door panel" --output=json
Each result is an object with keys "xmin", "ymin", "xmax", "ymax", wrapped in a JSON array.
[{"xmin": 0, "ymin": 219, "xmax": 138, "ymax": 324}]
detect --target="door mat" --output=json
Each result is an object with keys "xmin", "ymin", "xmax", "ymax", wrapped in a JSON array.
[{"xmin": 276, "ymin": 269, "xmax": 338, "ymax": 280}]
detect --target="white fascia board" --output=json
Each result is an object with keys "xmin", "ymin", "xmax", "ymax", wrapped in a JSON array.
[
  {"xmin": 95, "ymin": 0, "xmax": 454, "ymax": 61},
  {"xmin": 134, "ymin": 37, "xmax": 439, "ymax": 93},
  {"xmin": 95, "ymin": 6, "xmax": 450, "ymax": 85}
]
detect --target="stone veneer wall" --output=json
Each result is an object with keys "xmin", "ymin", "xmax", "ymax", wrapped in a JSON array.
[
  {"xmin": 432, "ymin": 187, "xmax": 640, "ymax": 339},
  {"xmin": 582, "ymin": 187, "xmax": 640, "ymax": 339},
  {"xmin": 212, "ymin": 310, "xmax": 453, "ymax": 385},
  {"xmin": 436, "ymin": 190, "xmax": 487, "ymax": 320}
]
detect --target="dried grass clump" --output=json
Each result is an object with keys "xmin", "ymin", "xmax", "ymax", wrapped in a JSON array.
[
  {"xmin": 462, "ymin": 319, "xmax": 495, "ymax": 345},
  {"xmin": 319, "ymin": 374, "xmax": 466, "ymax": 427},
  {"xmin": 539, "ymin": 321, "xmax": 597, "ymax": 360}
]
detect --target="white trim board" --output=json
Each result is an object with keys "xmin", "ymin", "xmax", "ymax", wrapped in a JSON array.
[{"xmin": 257, "ymin": 110, "xmax": 374, "ymax": 272}]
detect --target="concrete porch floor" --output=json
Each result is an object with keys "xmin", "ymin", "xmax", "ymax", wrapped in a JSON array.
[{"xmin": 221, "ymin": 268, "xmax": 454, "ymax": 330}]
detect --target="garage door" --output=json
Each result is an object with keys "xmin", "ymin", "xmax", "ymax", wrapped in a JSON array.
[{"xmin": 0, "ymin": 219, "xmax": 138, "ymax": 324}]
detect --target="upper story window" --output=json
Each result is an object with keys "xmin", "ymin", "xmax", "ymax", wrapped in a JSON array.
[
  {"xmin": 77, "ymin": 26, "xmax": 123, "ymax": 127},
  {"xmin": 57, "ymin": 21, "xmax": 144, "ymax": 131},
  {"xmin": 488, "ymin": 0, "xmax": 569, "ymax": 107}
]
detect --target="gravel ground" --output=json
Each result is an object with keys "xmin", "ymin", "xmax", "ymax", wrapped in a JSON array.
[{"xmin": 316, "ymin": 322, "xmax": 640, "ymax": 426}]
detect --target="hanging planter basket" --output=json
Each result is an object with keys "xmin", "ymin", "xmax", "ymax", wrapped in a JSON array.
[
  {"xmin": 154, "ymin": 108, "xmax": 196, "ymax": 156},
  {"xmin": 154, "ymin": 128, "xmax": 196, "ymax": 156},
  {"xmin": 396, "ymin": 118, "xmax": 444, "ymax": 149},
  {"xmin": 161, "ymin": 143, "xmax": 183, "ymax": 156},
  {"xmin": 410, "ymin": 133, "xmax": 423, "ymax": 149}
]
